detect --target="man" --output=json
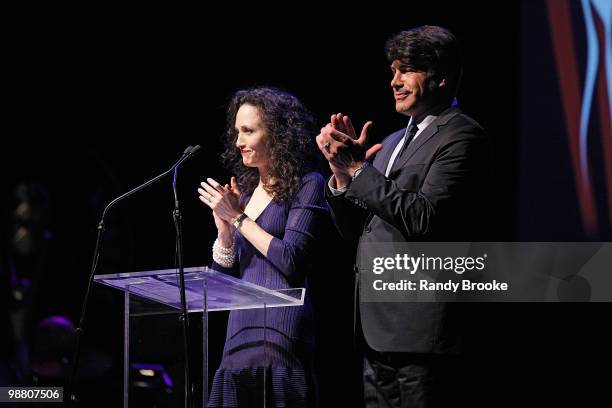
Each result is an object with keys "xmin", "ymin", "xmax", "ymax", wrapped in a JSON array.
[{"xmin": 316, "ymin": 26, "xmax": 487, "ymax": 407}]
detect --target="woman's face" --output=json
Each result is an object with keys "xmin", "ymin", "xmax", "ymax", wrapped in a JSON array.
[{"xmin": 234, "ymin": 104, "xmax": 270, "ymax": 170}]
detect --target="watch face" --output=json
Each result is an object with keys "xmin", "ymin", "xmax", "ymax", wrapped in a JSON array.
[{"xmin": 233, "ymin": 213, "xmax": 247, "ymax": 228}]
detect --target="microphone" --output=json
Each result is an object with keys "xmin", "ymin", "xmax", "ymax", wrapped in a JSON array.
[
  {"xmin": 173, "ymin": 145, "xmax": 201, "ymax": 206},
  {"xmin": 68, "ymin": 145, "xmax": 201, "ymax": 405},
  {"xmin": 102, "ymin": 145, "xmax": 200, "ymax": 220},
  {"xmin": 187, "ymin": 144, "xmax": 201, "ymax": 156},
  {"xmin": 181, "ymin": 145, "xmax": 194, "ymax": 157}
]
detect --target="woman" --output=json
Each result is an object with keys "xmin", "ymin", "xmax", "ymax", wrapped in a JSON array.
[{"xmin": 198, "ymin": 87, "xmax": 326, "ymax": 407}]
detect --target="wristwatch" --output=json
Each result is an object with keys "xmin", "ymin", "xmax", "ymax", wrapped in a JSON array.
[
  {"xmin": 351, "ymin": 161, "xmax": 370, "ymax": 181},
  {"xmin": 232, "ymin": 212, "xmax": 248, "ymax": 229}
]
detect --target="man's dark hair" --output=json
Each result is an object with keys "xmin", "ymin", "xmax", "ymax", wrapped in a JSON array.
[{"xmin": 385, "ymin": 25, "xmax": 462, "ymax": 97}]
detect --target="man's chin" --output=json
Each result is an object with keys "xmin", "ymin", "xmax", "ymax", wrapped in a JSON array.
[
  {"xmin": 395, "ymin": 104, "xmax": 412, "ymax": 116},
  {"xmin": 396, "ymin": 100, "xmax": 422, "ymax": 116}
]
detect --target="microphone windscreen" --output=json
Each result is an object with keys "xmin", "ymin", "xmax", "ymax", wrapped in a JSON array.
[{"xmin": 189, "ymin": 145, "xmax": 202, "ymax": 156}]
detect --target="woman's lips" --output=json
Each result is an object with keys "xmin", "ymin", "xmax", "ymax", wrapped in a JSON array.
[{"xmin": 240, "ymin": 149, "xmax": 251, "ymax": 154}]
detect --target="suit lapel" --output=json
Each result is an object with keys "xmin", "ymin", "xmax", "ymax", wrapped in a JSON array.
[
  {"xmin": 364, "ymin": 107, "xmax": 461, "ymax": 229},
  {"xmin": 373, "ymin": 130, "xmax": 405, "ymax": 173},
  {"xmin": 367, "ymin": 130, "xmax": 405, "ymax": 228},
  {"xmin": 390, "ymin": 107, "xmax": 460, "ymax": 172}
]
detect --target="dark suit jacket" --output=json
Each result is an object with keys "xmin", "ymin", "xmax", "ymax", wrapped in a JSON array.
[{"xmin": 326, "ymin": 106, "xmax": 488, "ymax": 353}]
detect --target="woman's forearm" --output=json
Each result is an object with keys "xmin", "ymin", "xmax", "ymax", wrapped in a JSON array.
[{"xmin": 236, "ymin": 216, "xmax": 273, "ymax": 257}]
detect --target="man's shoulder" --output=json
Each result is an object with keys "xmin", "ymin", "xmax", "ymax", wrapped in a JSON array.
[
  {"xmin": 430, "ymin": 108, "xmax": 486, "ymax": 147},
  {"xmin": 442, "ymin": 108, "xmax": 485, "ymax": 133}
]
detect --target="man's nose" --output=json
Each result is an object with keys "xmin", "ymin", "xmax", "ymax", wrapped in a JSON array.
[{"xmin": 390, "ymin": 71, "xmax": 402, "ymax": 88}]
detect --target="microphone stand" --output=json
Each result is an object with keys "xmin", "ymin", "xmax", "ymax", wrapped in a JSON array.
[
  {"xmin": 67, "ymin": 146, "xmax": 200, "ymax": 407},
  {"xmin": 172, "ymin": 145, "xmax": 201, "ymax": 408}
]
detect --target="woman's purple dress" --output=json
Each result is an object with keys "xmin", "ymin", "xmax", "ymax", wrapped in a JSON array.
[{"xmin": 208, "ymin": 172, "xmax": 328, "ymax": 407}]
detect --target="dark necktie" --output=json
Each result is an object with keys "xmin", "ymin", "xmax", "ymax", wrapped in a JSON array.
[{"xmin": 391, "ymin": 122, "xmax": 418, "ymax": 172}]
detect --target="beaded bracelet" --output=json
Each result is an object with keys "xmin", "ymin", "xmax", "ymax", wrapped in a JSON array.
[{"xmin": 212, "ymin": 238, "xmax": 235, "ymax": 268}]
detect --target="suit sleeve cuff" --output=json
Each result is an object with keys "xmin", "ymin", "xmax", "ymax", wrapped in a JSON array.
[{"xmin": 328, "ymin": 175, "xmax": 348, "ymax": 196}]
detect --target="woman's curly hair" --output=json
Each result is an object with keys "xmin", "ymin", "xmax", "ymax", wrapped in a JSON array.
[{"xmin": 221, "ymin": 87, "xmax": 320, "ymax": 202}]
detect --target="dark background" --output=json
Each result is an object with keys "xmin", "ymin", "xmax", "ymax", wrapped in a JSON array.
[{"xmin": 2, "ymin": 1, "xmax": 611, "ymax": 406}]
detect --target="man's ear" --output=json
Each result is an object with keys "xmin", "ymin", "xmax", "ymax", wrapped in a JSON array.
[{"xmin": 428, "ymin": 75, "xmax": 446, "ymax": 92}]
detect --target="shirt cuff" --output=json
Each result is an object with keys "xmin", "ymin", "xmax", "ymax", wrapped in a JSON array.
[{"xmin": 328, "ymin": 175, "xmax": 348, "ymax": 196}]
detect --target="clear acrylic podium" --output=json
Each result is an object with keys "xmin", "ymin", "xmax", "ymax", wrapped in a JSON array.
[{"xmin": 94, "ymin": 266, "xmax": 304, "ymax": 408}]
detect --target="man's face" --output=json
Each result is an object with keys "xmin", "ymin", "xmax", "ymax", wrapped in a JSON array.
[{"xmin": 390, "ymin": 59, "xmax": 438, "ymax": 118}]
